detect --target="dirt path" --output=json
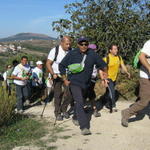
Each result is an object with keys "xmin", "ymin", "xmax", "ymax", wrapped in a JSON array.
[{"xmin": 17, "ymin": 100, "xmax": 150, "ymax": 150}]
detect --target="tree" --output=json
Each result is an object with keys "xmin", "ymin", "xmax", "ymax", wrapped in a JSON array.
[{"xmin": 52, "ymin": 0, "xmax": 150, "ymax": 63}]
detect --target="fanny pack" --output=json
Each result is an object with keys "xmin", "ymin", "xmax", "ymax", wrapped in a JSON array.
[{"xmin": 68, "ymin": 54, "xmax": 87, "ymax": 74}]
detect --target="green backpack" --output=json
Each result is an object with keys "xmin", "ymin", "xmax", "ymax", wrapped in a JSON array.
[
  {"xmin": 133, "ymin": 50, "xmax": 141, "ymax": 69},
  {"xmin": 68, "ymin": 54, "xmax": 87, "ymax": 74}
]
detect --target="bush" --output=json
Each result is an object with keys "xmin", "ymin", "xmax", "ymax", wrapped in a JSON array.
[
  {"xmin": 116, "ymin": 65, "xmax": 139, "ymax": 99},
  {"xmin": 0, "ymin": 84, "xmax": 16, "ymax": 126}
]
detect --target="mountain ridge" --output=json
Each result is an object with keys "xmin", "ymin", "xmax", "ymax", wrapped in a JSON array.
[{"xmin": 0, "ymin": 33, "xmax": 56, "ymax": 42}]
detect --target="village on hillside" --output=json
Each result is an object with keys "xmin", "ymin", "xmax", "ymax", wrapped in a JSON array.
[{"xmin": 0, "ymin": 43, "xmax": 23, "ymax": 54}]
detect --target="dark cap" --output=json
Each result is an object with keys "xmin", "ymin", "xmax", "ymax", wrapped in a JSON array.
[{"xmin": 78, "ymin": 37, "xmax": 89, "ymax": 43}]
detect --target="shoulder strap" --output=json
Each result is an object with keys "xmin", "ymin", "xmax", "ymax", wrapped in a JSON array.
[
  {"xmin": 81, "ymin": 54, "xmax": 87, "ymax": 67},
  {"xmin": 106, "ymin": 55, "xmax": 109, "ymax": 66},
  {"xmin": 118, "ymin": 55, "xmax": 121, "ymax": 64},
  {"xmin": 53, "ymin": 45, "xmax": 59, "ymax": 62},
  {"xmin": 18, "ymin": 64, "xmax": 24, "ymax": 71},
  {"xmin": 106, "ymin": 55, "xmax": 121, "ymax": 65},
  {"xmin": 118, "ymin": 55, "xmax": 121, "ymax": 61}
]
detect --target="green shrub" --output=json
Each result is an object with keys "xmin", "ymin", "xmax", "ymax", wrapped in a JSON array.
[
  {"xmin": 0, "ymin": 85, "xmax": 16, "ymax": 126},
  {"xmin": 116, "ymin": 66, "xmax": 139, "ymax": 99}
]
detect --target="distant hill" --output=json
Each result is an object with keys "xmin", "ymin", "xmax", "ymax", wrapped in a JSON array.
[{"xmin": 0, "ymin": 33, "xmax": 56, "ymax": 42}]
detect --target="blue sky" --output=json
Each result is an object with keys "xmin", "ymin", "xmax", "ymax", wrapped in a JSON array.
[{"xmin": 0, "ymin": 0, "xmax": 80, "ymax": 38}]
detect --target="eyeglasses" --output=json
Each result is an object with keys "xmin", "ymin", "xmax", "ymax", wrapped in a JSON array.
[{"xmin": 79, "ymin": 43, "xmax": 89, "ymax": 46}]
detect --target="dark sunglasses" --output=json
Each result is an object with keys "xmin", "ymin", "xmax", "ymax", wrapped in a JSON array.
[{"xmin": 79, "ymin": 43, "xmax": 89, "ymax": 46}]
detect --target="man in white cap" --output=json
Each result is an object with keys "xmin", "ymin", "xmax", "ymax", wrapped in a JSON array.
[
  {"xmin": 32, "ymin": 61, "xmax": 43, "ymax": 86},
  {"xmin": 31, "ymin": 60, "xmax": 44, "ymax": 102}
]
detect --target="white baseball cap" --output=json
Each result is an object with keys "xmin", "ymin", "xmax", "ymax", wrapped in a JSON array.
[{"xmin": 36, "ymin": 60, "xmax": 43, "ymax": 65}]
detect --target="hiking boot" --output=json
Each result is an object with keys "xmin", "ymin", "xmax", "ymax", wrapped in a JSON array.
[
  {"xmin": 72, "ymin": 118, "xmax": 79, "ymax": 126},
  {"xmin": 56, "ymin": 114, "xmax": 63, "ymax": 121},
  {"xmin": 63, "ymin": 112, "xmax": 70, "ymax": 119},
  {"xmin": 93, "ymin": 110, "xmax": 101, "ymax": 117},
  {"xmin": 121, "ymin": 110, "xmax": 129, "ymax": 127},
  {"xmin": 81, "ymin": 128, "xmax": 91, "ymax": 135}
]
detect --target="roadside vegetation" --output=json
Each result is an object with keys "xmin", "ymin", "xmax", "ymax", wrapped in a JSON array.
[
  {"xmin": 0, "ymin": 83, "xmax": 70, "ymax": 150},
  {"xmin": 0, "ymin": 115, "xmax": 47, "ymax": 150}
]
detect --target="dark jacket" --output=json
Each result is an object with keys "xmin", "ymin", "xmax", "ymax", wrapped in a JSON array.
[{"xmin": 59, "ymin": 48, "xmax": 106, "ymax": 88}]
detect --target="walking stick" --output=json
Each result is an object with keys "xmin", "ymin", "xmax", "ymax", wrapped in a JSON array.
[
  {"xmin": 107, "ymin": 84, "xmax": 113, "ymax": 113},
  {"xmin": 40, "ymin": 87, "xmax": 54, "ymax": 118},
  {"xmin": 40, "ymin": 102, "xmax": 47, "ymax": 118},
  {"xmin": 40, "ymin": 80, "xmax": 54, "ymax": 118}
]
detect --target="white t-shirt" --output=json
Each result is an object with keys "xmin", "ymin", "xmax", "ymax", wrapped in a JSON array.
[
  {"xmin": 3, "ymin": 71, "xmax": 9, "ymax": 85},
  {"xmin": 3, "ymin": 72, "xmax": 7, "ymax": 81},
  {"xmin": 12, "ymin": 63, "xmax": 31, "ymax": 86},
  {"xmin": 47, "ymin": 45, "xmax": 68, "ymax": 74},
  {"xmin": 140, "ymin": 40, "xmax": 150, "ymax": 79},
  {"xmin": 32, "ymin": 67, "xmax": 43, "ymax": 86}
]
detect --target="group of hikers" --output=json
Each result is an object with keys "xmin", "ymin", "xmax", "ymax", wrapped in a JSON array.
[{"xmin": 1, "ymin": 36, "xmax": 150, "ymax": 135}]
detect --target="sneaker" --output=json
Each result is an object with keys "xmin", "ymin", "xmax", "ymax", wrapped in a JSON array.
[
  {"xmin": 67, "ymin": 107, "xmax": 74, "ymax": 115},
  {"xmin": 24, "ymin": 99, "xmax": 30, "ymax": 106},
  {"xmin": 63, "ymin": 112, "xmax": 70, "ymax": 119},
  {"xmin": 93, "ymin": 110, "xmax": 101, "ymax": 117},
  {"xmin": 72, "ymin": 118, "xmax": 79, "ymax": 126},
  {"xmin": 18, "ymin": 109, "xmax": 24, "ymax": 114},
  {"xmin": 15, "ymin": 109, "xmax": 24, "ymax": 114},
  {"xmin": 81, "ymin": 128, "xmax": 91, "ymax": 135},
  {"xmin": 121, "ymin": 110, "xmax": 129, "ymax": 127},
  {"xmin": 112, "ymin": 107, "xmax": 118, "ymax": 112},
  {"xmin": 40, "ymin": 101, "xmax": 45, "ymax": 105},
  {"xmin": 56, "ymin": 114, "xmax": 63, "ymax": 121}
]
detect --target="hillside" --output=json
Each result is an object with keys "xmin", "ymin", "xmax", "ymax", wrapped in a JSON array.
[{"xmin": 0, "ymin": 33, "xmax": 56, "ymax": 42}]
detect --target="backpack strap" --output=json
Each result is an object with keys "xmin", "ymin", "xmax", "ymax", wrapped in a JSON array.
[
  {"xmin": 106, "ymin": 55, "xmax": 109, "ymax": 66},
  {"xmin": 53, "ymin": 45, "xmax": 59, "ymax": 62},
  {"xmin": 118, "ymin": 55, "xmax": 121, "ymax": 62},
  {"xmin": 106, "ymin": 54, "xmax": 121, "ymax": 66}
]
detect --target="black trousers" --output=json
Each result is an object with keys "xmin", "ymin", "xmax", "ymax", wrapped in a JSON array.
[
  {"xmin": 105, "ymin": 79, "xmax": 116, "ymax": 108},
  {"xmin": 70, "ymin": 84, "xmax": 91, "ymax": 130},
  {"xmin": 87, "ymin": 80, "xmax": 97, "ymax": 108},
  {"xmin": 16, "ymin": 84, "xmax": 29, "ymax": 110},
  {"xmin": 53, "ymin": 78, "xmax": 71, "ymax": 117}
]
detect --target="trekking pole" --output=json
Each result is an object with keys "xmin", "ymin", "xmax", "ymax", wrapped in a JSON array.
[
  {"xmin": 117, "ymin": 91, "xmax": 129, "ymax": 101},
  {"xmin": 53, "ymin": 113, "xmax": 57, "ymax": 126},
  {"xmin": 107, "ymin": 84, "xmax": 113, "ymax": 113},
  {"xmin": 40, "ymin": 79, "xmax": 54, "ymax": 118},
  {"xmin": 40, "ymin": 100, "xmax": 48, "ymax": 118},
  {"xmin": 40, "ymin": 91, "xmax": 54, "ymax": 118}
]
